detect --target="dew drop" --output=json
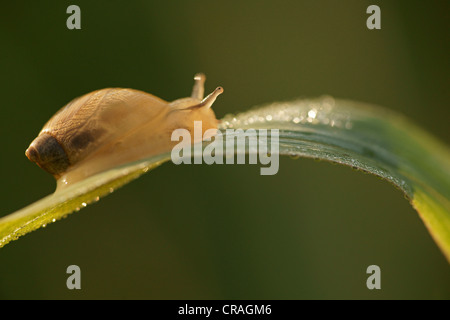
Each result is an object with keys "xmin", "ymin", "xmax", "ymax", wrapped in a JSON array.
[{"xmin": 308, "ymin": 109, "xmax": 317, "ymax": 119}]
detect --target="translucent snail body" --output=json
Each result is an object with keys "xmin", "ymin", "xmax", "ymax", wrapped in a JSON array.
[{"xmin": 25, "ymin": 74, "xmax": 223, "ymax": 187}]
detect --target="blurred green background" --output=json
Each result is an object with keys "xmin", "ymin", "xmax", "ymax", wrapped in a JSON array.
[{"xmin": 0, "ymin": 1, "xmax": 449, "ymax": 299}]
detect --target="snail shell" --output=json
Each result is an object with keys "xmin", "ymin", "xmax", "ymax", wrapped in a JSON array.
[{"xmin": 26, "ymin": 73, "xmax": 223, "ymax": 187}]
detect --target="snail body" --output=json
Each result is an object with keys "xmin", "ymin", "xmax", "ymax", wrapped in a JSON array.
[{"xmin": 26, "ymin": 74, "xmax": 223, "ymax": 187}]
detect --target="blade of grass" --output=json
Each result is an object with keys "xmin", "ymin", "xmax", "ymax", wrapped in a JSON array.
[
  {"xmin": 219, "ymin": 97, "xmax": 450, "ymax": 261},
  {"xmin": 1, "ymin": 96, "xmax": 449, "ymax": 261}
]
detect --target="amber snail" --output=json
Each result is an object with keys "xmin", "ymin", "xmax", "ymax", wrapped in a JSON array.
[{"xmin": 25, "ymin": 73, "xmax": 223, "ymax": 186}]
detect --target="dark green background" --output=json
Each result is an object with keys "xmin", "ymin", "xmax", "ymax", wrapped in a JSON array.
[{"xmin": 0, "ymin": 1, "xmax": 449, "ymax": 299}]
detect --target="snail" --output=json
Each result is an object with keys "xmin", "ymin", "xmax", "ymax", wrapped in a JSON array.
[{"xmin": 25, "ymin": 73, "xmax": 223, "ymax": 187}]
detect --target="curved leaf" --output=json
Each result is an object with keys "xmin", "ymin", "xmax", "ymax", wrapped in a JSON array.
[{"xmin": 1, "ymin": 97, "xmax": 449, "ymax": 261}]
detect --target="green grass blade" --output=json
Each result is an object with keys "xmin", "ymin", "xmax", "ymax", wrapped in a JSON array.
[
  {"xmin": 0, "ymin": 157, "xmax": 170, "ymax": 248},
  {"xmin": 1, "ymin": 96, "xmax": 449, "ymax": 261},
  {"xmin": 220, "ymin": 97, "xmax": 450, "ymax": 261}
]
